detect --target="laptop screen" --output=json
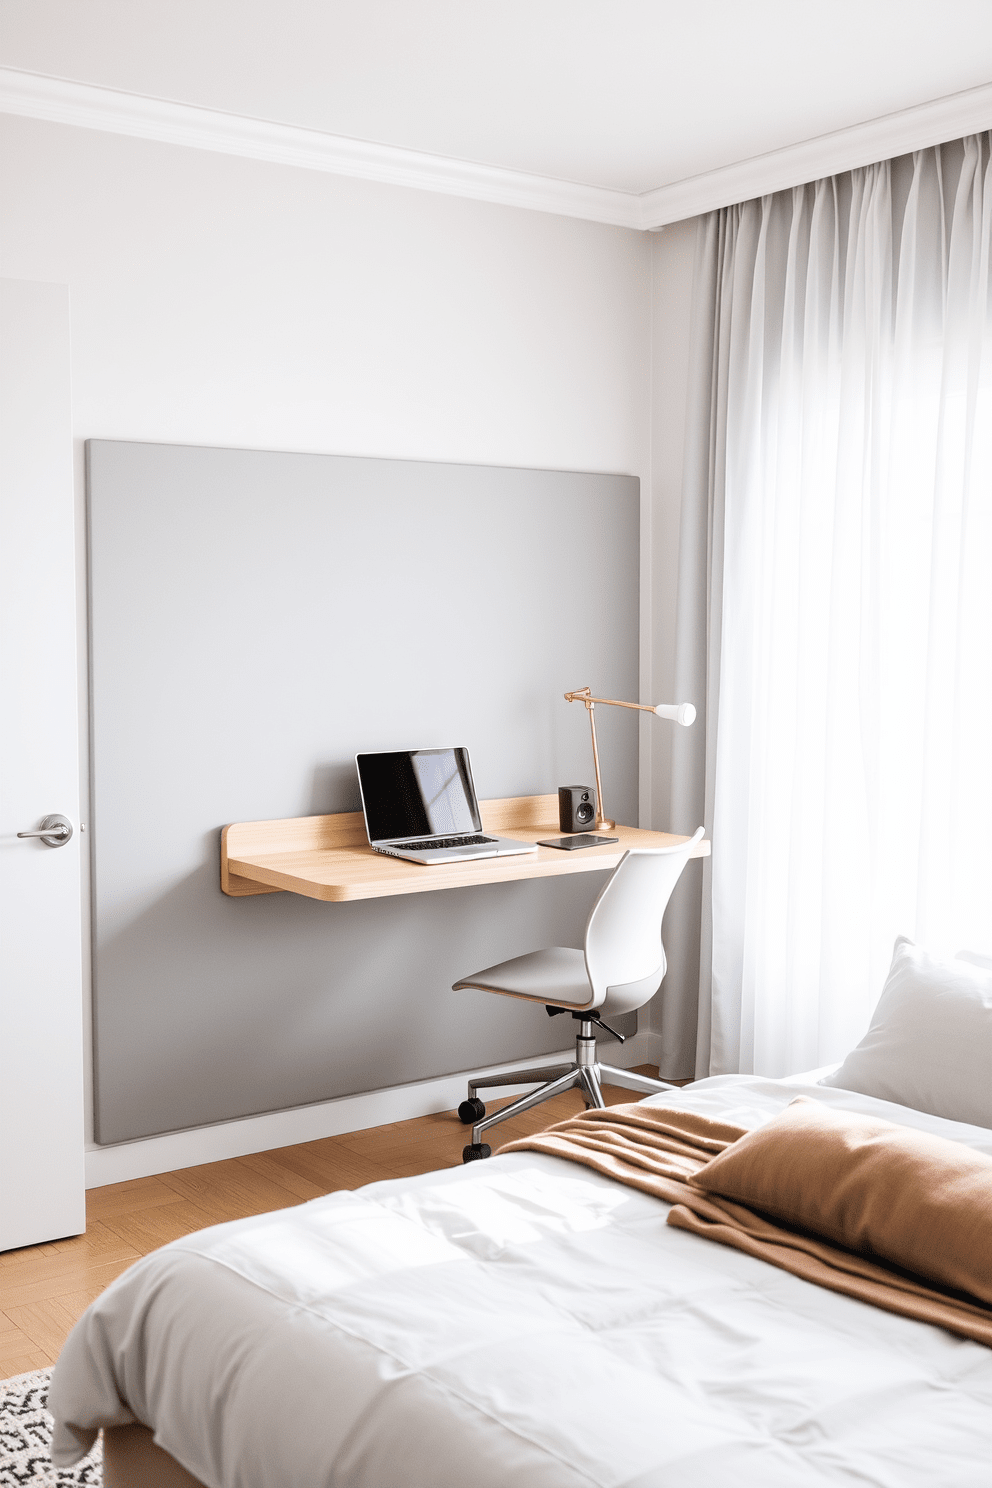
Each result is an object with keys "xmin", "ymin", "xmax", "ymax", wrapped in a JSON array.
[{"xmin": 356, "ymin": 748, "xmax": 482, "ymax": 842}]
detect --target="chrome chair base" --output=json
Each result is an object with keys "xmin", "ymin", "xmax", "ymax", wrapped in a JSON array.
[{"xmin": 460, "ymin": 1020, "xmax": 678, "ymax": 1157}]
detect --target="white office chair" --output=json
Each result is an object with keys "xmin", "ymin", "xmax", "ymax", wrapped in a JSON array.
[{"xmin": 453, "ymin": 827, "xmax": 705, "ymax": 1161}]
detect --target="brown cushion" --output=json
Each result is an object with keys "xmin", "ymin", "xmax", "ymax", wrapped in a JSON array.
[{"xmin": 691, "ymin": 1097, "xmax": 992, "ymax": 1304}]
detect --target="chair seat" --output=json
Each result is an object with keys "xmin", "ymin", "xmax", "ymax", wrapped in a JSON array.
[{"xmin": 453, "ymin": 946, "xmax": 593, "ymax": 1008}]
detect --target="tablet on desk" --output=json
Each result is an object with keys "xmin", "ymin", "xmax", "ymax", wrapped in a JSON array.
[{"xmin": 537, "ymin": 833, "xmax": 620, "ymax": 850}]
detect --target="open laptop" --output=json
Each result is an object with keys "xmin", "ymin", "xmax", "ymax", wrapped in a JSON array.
[{"xmin": 356, "ymin": 747, "xmax": 539, "ymax": 865}]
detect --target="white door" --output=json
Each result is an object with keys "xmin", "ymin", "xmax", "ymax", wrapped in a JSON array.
[{"xmin": 0, "ymin": 279, "xmax": 85, "ymax": 1250}]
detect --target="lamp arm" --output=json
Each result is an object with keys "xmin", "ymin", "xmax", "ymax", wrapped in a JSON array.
[
  {"xmin": 564, "ymin": 689, "xmax": 695, "ymax": 726},
  {"xmin": 563, "ymin": 687, "xmax": 696, "ymax": 831}
]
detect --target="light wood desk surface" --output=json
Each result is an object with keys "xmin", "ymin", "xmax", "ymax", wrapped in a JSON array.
[{"xmin": 222, "ymin": 794, "xmax": 709, "ymax": 903}]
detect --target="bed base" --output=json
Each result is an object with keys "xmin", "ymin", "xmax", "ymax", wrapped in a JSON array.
[{"xmin": 103, "ymin": 1425, "xmax": 209, "ymax": 1488}]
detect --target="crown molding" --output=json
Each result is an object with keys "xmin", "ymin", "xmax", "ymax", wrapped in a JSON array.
[
  {"xmin": 637, "ymin": 79, "xmax": 992, "ymax": 228},
  {"xmin": 0, "ymin": 67, "xmax": 639, "ymax": 228},
  {"xmin": 3, "ymin": 66, "xmax": 992, "ymax": 233}
]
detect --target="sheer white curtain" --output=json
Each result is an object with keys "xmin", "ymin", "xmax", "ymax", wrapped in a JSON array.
[{"xmin": 677, "ymin": 135, "xmax": 992, "ymax": 1078}]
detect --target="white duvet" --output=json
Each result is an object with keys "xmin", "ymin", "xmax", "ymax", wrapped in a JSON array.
[{"xmin": 50, "ymin": 1075, "xmax": 992, "ymax": 1487}]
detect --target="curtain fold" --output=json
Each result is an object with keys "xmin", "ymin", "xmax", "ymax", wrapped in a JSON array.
[{"xmin": 676, "ymin": 136, "xmax": 992, "ymax": 1078}]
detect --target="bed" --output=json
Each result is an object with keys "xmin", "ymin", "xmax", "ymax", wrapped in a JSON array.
[{"xmin": 49, "ymin": 939, "xmax": 992, "ymax": 1487}]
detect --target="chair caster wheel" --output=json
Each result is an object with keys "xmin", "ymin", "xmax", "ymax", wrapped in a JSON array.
[
  {"xmin": 458, "ymin": 1097, "xmax": 486, "ymax": 1124},
  {"xmin": 462, "ymin": 1143, "xmax": 492, "ymax": 1163}
]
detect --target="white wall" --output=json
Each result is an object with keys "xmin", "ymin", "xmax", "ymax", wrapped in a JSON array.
[
  {"xmin": 0, "ymin": 113, "xmax": 658, "ymax": 1157},
  {"xmin": 0, "ymin": 118, "xmax": 652, "ymax": 470}
]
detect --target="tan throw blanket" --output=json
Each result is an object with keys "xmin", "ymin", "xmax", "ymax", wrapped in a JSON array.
[{"xmin": 499, "ymin": 1100, "xmax": 992, "ymax": 1349}]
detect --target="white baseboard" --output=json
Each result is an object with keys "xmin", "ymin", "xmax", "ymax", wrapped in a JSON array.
[{"xmin": 85, "ymin": 1029, "xmax": 663, "ymax": 1188}]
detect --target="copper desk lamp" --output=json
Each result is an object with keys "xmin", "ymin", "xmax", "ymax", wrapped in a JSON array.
[{"xmin": 564, "ymin": 687, "xmax": 696, "ymax": 831}]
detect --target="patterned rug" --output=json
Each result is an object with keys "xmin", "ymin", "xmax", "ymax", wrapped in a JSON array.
[{"xmin": 0, "ymin": 1370, "xmax": 101, "ymax": 1487}]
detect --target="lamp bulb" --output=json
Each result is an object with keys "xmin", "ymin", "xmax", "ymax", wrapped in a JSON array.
[{"xmin": 653, "ymin": 702, "xmax": 696, "ymax": 726}]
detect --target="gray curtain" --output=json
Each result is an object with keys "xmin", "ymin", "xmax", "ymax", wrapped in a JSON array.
[
  {"xmin": 667, "ymin": 212, "xmax": 728, "ymax": 1078},
  {"xmin": 671, "ymin": 137, "xmax": 992, "ymax": 1079},
  {"xmin": 654, "ymin": 212, "xmax": 728, "ymax": 1079}
]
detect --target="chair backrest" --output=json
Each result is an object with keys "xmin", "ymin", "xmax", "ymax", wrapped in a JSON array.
[{"xmin": 583, "ymin": 828, "xmax": 705, "ymax": 1011}]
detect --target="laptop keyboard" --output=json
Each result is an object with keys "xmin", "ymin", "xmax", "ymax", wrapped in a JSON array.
[{"xmin": 399, "ymin": 834, "xmax": 497, "ymax": 850}]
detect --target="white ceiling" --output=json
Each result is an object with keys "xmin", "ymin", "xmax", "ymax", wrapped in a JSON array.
[{"xmin": 3, "ymin": 1, "xmax": 992, "ymax": 206}]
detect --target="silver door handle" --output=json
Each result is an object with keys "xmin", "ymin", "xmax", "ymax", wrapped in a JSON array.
[{"xmin": 17, "ymin": 814, "xmax": 73, "ymax": 847}]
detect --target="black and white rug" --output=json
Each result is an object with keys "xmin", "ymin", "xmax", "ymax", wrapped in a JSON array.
[{"xmin": 0, "ymin": 1370, "xmax": 101, "ymax": 1487}]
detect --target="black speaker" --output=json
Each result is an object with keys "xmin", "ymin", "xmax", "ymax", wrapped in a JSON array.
[{"xmin": 558, "ymin": 784, "xmax": 596, "ymax": 833}]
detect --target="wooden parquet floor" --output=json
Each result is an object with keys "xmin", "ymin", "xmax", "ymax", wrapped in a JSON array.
[{"xmin": 0, "ymin": 1066, "xmax": 672, "ymax": 1375}]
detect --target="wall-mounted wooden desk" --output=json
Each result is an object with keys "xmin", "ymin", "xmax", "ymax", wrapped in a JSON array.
[{"xmin": 221, "ymin": 794, "xmax": 709, "ymax": 902}]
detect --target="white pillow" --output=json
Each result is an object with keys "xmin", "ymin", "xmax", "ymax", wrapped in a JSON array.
[{"xmin": 820, "ymin": 936, "xmax": 992, "ymax": 1128}]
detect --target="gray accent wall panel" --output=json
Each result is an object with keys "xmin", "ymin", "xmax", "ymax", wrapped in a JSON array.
[{"xmin": 87, "ymin": 441, "xmax": 639, "ymax": 1143}]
